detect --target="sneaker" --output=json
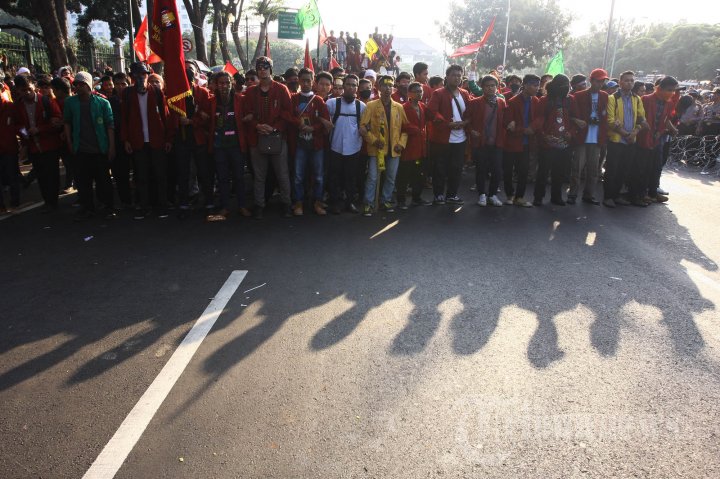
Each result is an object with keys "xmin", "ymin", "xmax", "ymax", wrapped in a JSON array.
[
  {"xmin": 433, "ymin": 195, "xmax": 446, "ymax": 205},
  {"xmin": 477, "ymin": 194, "xmax": 487, "ymax": 207},
  {"xmin": 381, "ymin": 201, "xmax": 395, "ymax": 213},
  {"xmin": 582, "ymin": 197, "xmax": 600, "ymax": 205},
  {"xmin": 446, "ymin": 196, "xmax": 464, "ymax": 205},
  {"xmin": 602, "ymin": 199, "xmax": 616, "ymax": 208},
  {"xmin": 566, "ymin": 196, "xmax": 576, "ymax": 205},
  {"xmin": 503, "ymin": 196, "xmax": 514, "ymax": 205},
  {"xmin": 313, "ymin": 200, "xmax": 327, "ymax": 215},
  {"xmin": 293, "ymin": 201, "xmax": 304, "ymax": 216},
  {"xmin": 239, "ymin": 207, "xmax": 252, "ymax": 217},
  {"xmin": 411, "ymin": 198, "xmax": 432, "ymax": 206},
  {"xmin": 532, "ymin": 198, "xmax": 543, "ymax": 207},
  {"xmin": 397, "ymin": 198, "xmax": 409, "ymax": 210},
  {"xmin": 489, "ymin": 195, "xmax": 503, "ymax": 207},
  {"xmin": 348, "ymin": 202, "xmax": 359, "ymax": 214},
  {"xmin": 362, "ymin": 204, "xmax": 373, "ymax": 217},
  {"xmin": 615, "ymin": 198, "xmax": 631, "ymax": 206},
  {"xmin": 133, "ymin": 208, "xmax": 149, "ymax": 220},
  {"xmin": 656, "ymin": 187, "xmax": 669, "ymax": 195},
  {"xmin": 513, "ymin": 197, "xmax": 533, "ymax": 208},
  {"xmin": 654, "ymin": 194, "xmax": 668, "ymax": 203}
]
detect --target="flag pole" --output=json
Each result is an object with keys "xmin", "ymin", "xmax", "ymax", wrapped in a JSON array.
[
  {"xmin": 602, "ymin": 0, "xmax": 616, "ymax": 70},
  {"xmin": 502, "ymin": 0, "xmax": 510, "ymax": 68},
  {"xmin": 316, "ymin": 20, "xmax": 321, "ymax": 69},
  {"xmin": 128, "ymin": 0, "xmax": 135, "ymax": 62}
]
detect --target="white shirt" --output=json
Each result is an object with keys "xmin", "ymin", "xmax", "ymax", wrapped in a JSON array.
[
  {"xmin": 326, "ymin": 97, "xmax": 367, "ymax": 155},
  {"xmin": 137, "ymin": 91, "xmax": 149, "ymax": 143},
  {"xmin": 449, "ymin": 90, "xmax": 467, "ymax": 143}
]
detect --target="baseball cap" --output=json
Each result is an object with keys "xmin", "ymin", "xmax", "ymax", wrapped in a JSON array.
[
  {"xmin": 73, "ymin": 71, "xmax": 93, "ymax": 89},
  {"xmin": 605, "ymin": 80, "xmax": 618, "ymax": 88},
  {"xmin": 590, "ymin": 68, "xmax": 609, "ymax": 81},
  {"xmin": 255, "ymin": 56, "xmax": 273, "ymax": 70},
  {"xmin": 130, "ymin": 61, "xmax": 151, "ymax": 75},
  {"xmin": 17, "ymin": 67, "xmax": 30, "ymax": 75}
]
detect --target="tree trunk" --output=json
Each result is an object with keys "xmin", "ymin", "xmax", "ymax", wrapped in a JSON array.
[
  {"xmin": 218, "ymin": 17, "xmax": 231, "ymax": 63},
  {"xmin": 192, "ymin": 24, "xmax": 209, "ymax": 64},
  {"xmin": 209, "ymin": 12, "xmax": 219, "ymax": 65},
  {"xmin": 33, "ymin": 0, "xmax": 69, "ymax": 71},
  {"xmin": 252, "ymin": 18, "xmax": 269, "ymax": 63},
  {"xmin": 184, "ymin": 0, "xmax": 210, "ymax": 64},
  {"xmin": 230, "ymin": 0, "xmax": 247, "ymax": 70}
]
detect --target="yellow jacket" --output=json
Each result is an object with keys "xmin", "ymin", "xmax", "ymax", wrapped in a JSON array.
[
  {"xmin": 607, "ymin": 91, "xmax": 646, "ymax": 143},
  {"xmin": 361, "ymin": 98, "xmax": 408, "ymax": 157}
]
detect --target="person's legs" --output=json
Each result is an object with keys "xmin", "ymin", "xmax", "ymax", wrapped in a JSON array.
[
  {"xmin": 431, "ymin": 142, "xmax": 446, "ymax": 198},
  {"xmin": 503, "ymin": 151, "xmax": 516, "ymax": 198},
  {"xmin": 112, "ymin": 149, "xmax": 132, "ymax": 206},
  {"xmin": 0, "ymin": 154, "xmax": 21, "ymax": 208},
  {"xmin": 604, "ymin": 142, "xmax": 622, "ymax": 201},
  {"xmin": 311, "ymin": 148, "xmax": 324, "ymax": 201},
  {"xmin": 193, "ymin": 145, "xmax": 214, "ymax": 208},
  {"xmin": 446, "ymin": 142, "xmax": 466, "ymax": 198},
  {"xmin": 488, "ymin": 146, "xmax": 503, "ymax": 197},
  {"xmin": 515, "ymin": 147, "xmax": 530, "ymax": 199},
  {"xmin": 550, "ymin": 147, "xmax": 570, "ymax": 202},
  {"xmin": 293, "ymin": 146, "xmax": 309, "ymax": 203},
  {"xmin": 344, "ymin": 153, "xmax": 359, "ymax": 209},
  {"xmin": 150, "ymin": 148, "xmax": 168, "ymax": 209},
  {"xmin": 534, "ymin": 149, "xmax": 551, "ymax": 202},
  {"xmin": 364, "ymin": 156, "xmax": 379, "ymax": 205},
  {"xmin": 250, "ymin": 148, "xmax": 269, "ymax": 208},
  {"xmin": 74, "ymin": 152, "xmax": 94, "ymax": 211},
  {"xmin": 229, "ymin": 147, "xmax": 247, "ymax": 209},
  {"xmin": 582, "ymin": 144, "xmax": 600, "ymax": 200},
  {"xmin": 395, "ymin": 161, "xmax": 411, "ymax": 204},
  {"xmin": 213, "ymin": 147, "xmax": 232, "ymax": 210},
  {"xmin": 269, "ymin": 142, "xmax": 292, "ymax": 206},
  {"xmin": 33, "ymin": 150, "xmax": 60, "ymax": 207},
  {"xmin": 93, "ymin": 153, "xmax": 114, "ymax": 209},
  {"xmin": 473, "ymin": 147, "xmax": 487, "ymax": 196},
  {"xmin": 568, "ymin": 145, "xmax": 587, "ymax": 199},
  {"xmin": 133, "ymin": 146, "xmax": 151, "ymax": 210},
  {"xmin": 328, "ymin": 150, "xmax": 343, "ymax": 209},
  {"xmin": 380, "ymin": 156, "xmax": 400, "ymax": 203},
  {"xmin": 174, "ymin": 142, "xmax": 192, "ymax": 208}
]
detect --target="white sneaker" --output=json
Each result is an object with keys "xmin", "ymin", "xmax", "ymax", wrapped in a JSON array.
[
  {"xmin": 477, "ymin": 194, "xmax": 487, "ymax": 207},
  {"xmin": 489, "ymin": 195, "xmax": 503, "ymax": 207},
  {"xmin": 657, "ymin": 187, "xmax": 669, "ymax": 195},
  {"xmin": 503, "ymin": 196, "xmax": 514, "ymax": 205}
]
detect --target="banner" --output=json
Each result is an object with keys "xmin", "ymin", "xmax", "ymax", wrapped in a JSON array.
[
  {"xmin": 296, "ymin": 0, "xmax": 320, "ymax": 30},
  {"xmin": 448, "ymin": 16, "xmax": 496, "ymax": 58},
  {"xmin": 545, "ymin": 50, "xmax": 565, "ymax": 76},
  {"xmin": 133, "ymin": 16, "xmax": 161, "ymax": 63},
  {"xmin": 150, "ymin": 0, "xmax": 192, "ymax": 116},
  {"xmin": 304, "ymin": 38, "xmax": 314, "ymax": 71},
  {"xmin": 365, "ymin": 38, "xmax": 379, "ymax": 58}
]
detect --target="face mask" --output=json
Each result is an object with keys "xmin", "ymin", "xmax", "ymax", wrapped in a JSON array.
[
  {"xmin": 510, "ymin": 83, "xmax": 520, "ymax": 94},
  {"xmin": 359, "ymin": 90, "xmax": 371, "ymax": 100}
]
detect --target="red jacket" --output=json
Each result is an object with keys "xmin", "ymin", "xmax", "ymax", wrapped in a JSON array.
[
  {"xmin": 421, "ymin": 84, "xmax": 434, "ymax": 105},
  {"xmin": 535, "ymin": 95, "xmax": 575, "ymax": 149},
  {"xmin": 427, "ymin": 86, "xmax": 471, "ymax": 144},
  {"xmin": 638, "ymin": 91, "xmax": 679, "ymax": 150},
  {"xmin": 401, "ymin": 101, "xmax": 427, "ymax": 161},
  {"xmin": 288, "ymin": 92, "xmax": 330, "ymax": 152},
  {"xmin": 241, "ymin": 81, "xmax": 293, "ymax": 147},
  {"xmin": 569, "ymin": 89, "xmax": 609, "ymax": 146},
  {"xmin": 204, "ymin": 92, "xmax": 247, "ymax": 153},
  {"xmin": 0, "ymin": 88, "xmax": 18, "ymax": 154},
  {"xmin": 121, "ymin": 84, "xmax": 169, "ymax": 151},
  {"xmin": 503, "ymin": 93, "xmax": 540, "ymax": 153},
  {"xmin": 391, "ymin": 91, "xmax": 408, "ymax": 104},
  {"xmin": 465, "ymin": 95, "xmax": 507, "ymax": 149},
  {"xmin": 14, "ymin": 92, "xmax": 63, "ymax": 154},
  {"xmin": 167, "ymin": 84, "xmax": 212, "ymax": 145}
]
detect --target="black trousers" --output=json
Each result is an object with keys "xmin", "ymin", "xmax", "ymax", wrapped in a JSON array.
[
  {"xmin": 30, "ymin": 150, "xmax": 60, "ymax": 206},
  {"xmin": 473, "ymin": 145, "xmax": 503, "ymax": 197},
  {"xmin": 175, "ymin": 140, "xmax": 214, "ymax": 208},
  {"xmin": 534, "ymin": 147, "xmax": 571, "ymax": 202},
  {"xmin": 431, "ymin": 141, "xmax": 465, "ymax": 198},
  {"xmin": 396, "ymin": 160, "xmax": 424, "ymax": 202},
  {"xmin": 111, "ymin": 149, "xmax": 132, "ymax": 206},
  {"xmin": 75, "ymin": 151, "xmax": 114, "ymax": 211},
  {"xmin": 134, "ymin": 144, "xmax": 167, "ymax": 209},
  {"xmin": 503, "ymin": 147, "xmax": 530, "ymax": 199},
  {"xmin": 328, "ymin": 150, "xmax": 359, "ymax": 208},
  {"xmin": 604, "ymin": 142, "xmax": 635, "ymax": 200}
]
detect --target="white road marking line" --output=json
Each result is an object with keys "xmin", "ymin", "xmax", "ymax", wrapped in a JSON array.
[
  {"xmin": 243, "ymin": 282, "xmax": 266, "ymax": 294},
  {"xmin": 82, "ymin": 270, "xmax": 247, "ymax": 479}
]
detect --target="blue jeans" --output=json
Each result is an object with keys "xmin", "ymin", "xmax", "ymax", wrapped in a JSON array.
[
  {"xmin": 364, "ymin": 155, "xmax": 399, "ymax": 205},
  {"xmin": 214, "ymin": 146, "xmax": 246, "ymax": 209},
  {"xmin": 294, "ymin": 146, "xmax": 324, "ymax": 201}
]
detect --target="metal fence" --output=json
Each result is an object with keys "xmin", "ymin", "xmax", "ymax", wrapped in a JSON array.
[{"xmin": 0, "ymin": 32, "xmax": 132, "ymax": 74}]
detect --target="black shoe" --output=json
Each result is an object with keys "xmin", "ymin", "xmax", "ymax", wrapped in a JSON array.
[
  {"xmin": 532, "ymin": 199, "xmax": 543, "ymax": 207},
  {"xmin": 157, "ymin": 209, "xmax": 170, "ymax": 219},
  {"xmin": 566, "ymin": 196, "xmax": 576, "ymax": 205},
  {"xmin": 254, "ymin": 206, "xmax": 264, "ymax": 220},
  {"xmin": 133, "ymin": 208, "xmax": 149, "ymax": 220},
  {"xmin": 412, "ymin": 198, "xmax": 432, "ymax": 206},
  {"xmin": 551, "ymin": 198, "xmax": 566, "ymax": 206},
  {"xmin": 446, "ymin": 195, "xmax": 464, "ymax": 205},
  {"xmin": 582, "ymin": 197, "xmax": 600, "ymax": 205},
  {"xmin": 348, "ymin": 202, "xmax": 359, "ymax": 214}
]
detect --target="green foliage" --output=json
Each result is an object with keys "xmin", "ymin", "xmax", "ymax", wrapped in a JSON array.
[{"xmin": 440, "ymin": 0, "xmax": 571, "ymax": 72}]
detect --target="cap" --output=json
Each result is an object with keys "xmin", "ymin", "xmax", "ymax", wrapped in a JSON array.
[
  {"xmin": 17, "ymin": 67, "xmax": 30, "ymax": 75},
  {"xmin": 130, "ymin": 61, "xmax": 151, "ymax": 75},
  {"xmin": 605, "ymin": 80, "xmax": 618, "ymax": 88},
  {"xmin": 364, "ymin": 69, "xmax": 377, "ymax": 80},
  {"xmin": 570, "ymin": 74, "xmax": 587, "ymax": 86},
  {"xmin": 255, "ymin": 56, "xmax": 273, "ymax": 70},
  {"xmin": 590, "ymin": 68, "xmax": 609, "ymax": 81},
  {"xmin": 687, "ymin": 89, "xmax": 699, "ymax": 96},
  {"xmin": 73, "ymin": 71, "xmax": 93, "ymax": 89}
]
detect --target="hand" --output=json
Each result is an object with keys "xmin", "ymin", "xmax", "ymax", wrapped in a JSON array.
[
  {"xmin": 507, "ymin": 121, "xmax": 516, "ymax": 132},
  {"xmin": 373, "ymin": 139, "xmax": 384, "ymax": 149},
  {"xmin": 50, "ymin": 117, "xmax": 63, "ymax": 128},
  {"xmin": 179, "ymin": 116, "xmax": 191, "ymax": 126},
  {"xmin": 573, "ymin": 119, "xmax": 587, "ymax": 129},
  {"xmin": 242, "ymin": 114, "xmax": 253, "ymax": 122},
  {"xmin": 28, "ymin": 126, "xmax": 39, "ymax": 135},
  {"xmin": 300, "ymin": 125, "xmax": 314, "ymax": 134},
  {"xmin": 164, "ymin": 142, "xmax": 172, "ymax": 153},
  {"xmin": 124, "ymin": 141, "xmax": 133, "ymax": 154},
  {"xmin": 470, "ymin": 130, "xmax": 480, "ymax": 138},
  {"xmin": 393, "ymin": 144, "xmax": 404, "ymax": 154},
  {"xmin": 199, "ymin": 111, "xmax": 210, "ymax": 121},
  {"xmin": 523, "ymin": 127, "xmax": 534, "ymax": 135}
]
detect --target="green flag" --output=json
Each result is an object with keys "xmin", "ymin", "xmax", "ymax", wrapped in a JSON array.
[
  {"xmin": 296, "ymin": 0, "xmax": 320, "ymax": 30},
  {"xmin": 545, "ymin": 50, "xmax": 565, "ymax": 76}
]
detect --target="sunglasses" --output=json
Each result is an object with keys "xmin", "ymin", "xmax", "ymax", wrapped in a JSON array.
[{"xmin": 256, "ymin": 64, "xmax": 271, "ymax": 71}]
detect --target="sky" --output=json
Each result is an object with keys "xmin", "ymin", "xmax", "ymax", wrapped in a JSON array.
[{"xmin": 281, "ymin": 0, "xmax": 720, "ymax": 53}]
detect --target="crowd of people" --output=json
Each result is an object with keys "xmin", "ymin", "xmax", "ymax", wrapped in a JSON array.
[{"xmin": 1, "ymin": 52, "xmax": 719, "ymax": 219}]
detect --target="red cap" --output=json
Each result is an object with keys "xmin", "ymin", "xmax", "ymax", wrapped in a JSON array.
[{"xmin": 590, "ymin": 68, "xmax": 609, "ymax": 81}]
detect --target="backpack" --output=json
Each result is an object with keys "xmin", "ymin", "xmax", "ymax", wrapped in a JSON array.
[{"xmin": 330, "ymin": 97, "xmax": 362, "ymax": 141}]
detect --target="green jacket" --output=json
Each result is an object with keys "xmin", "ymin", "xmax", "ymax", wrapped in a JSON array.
[{"xmin": 63, "ymin": 94, "xmax": 114, "ymax": 154}]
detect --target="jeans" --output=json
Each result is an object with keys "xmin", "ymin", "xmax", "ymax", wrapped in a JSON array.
[
  {"xmin": 569, "ymin": 144, "xmax": 601, "ymax": 199},
  {"xmin": 214, "ymin": 146, "xmax": 246, "ymax": 210},
  {"xmin": 473, "ymin": 145, "xmax": 503, "ymax": 197},
  {"xmin": 431, "ymin": 141, "xmax": 465, "ymax": 198},
  {"xmin": 0, "ymin": 153, "xmax": 20, "ymax": 208},
  {"xmin": 75, "ymin": 151, "xmax": 114, "ymax": 211},
  {"xmin": 294, "ymin": 146, "xmax": 324, "ymax": 202},
  {"xmin": 175, "ymin": 141, "xmax": 213, "ymax": 208},
  {"xmin": 503, "ymin": 147, "xmax": 530, "ymax": 199},
  {"xmin": 535, "ymin": 147, "xmax": 571, "ymax": 202},
  {"xmin": 364, "ymin": 155, "xmax": 399, "ymax": 205}
]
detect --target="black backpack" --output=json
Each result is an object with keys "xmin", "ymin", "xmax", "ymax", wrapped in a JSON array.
[{"xmin": 330, "ymin": 97, "xmax": 362, "ymax": 141}]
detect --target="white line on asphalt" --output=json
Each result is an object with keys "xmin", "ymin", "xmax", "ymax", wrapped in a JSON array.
[{"xmin": 82, "ymin": 270, "xmax": 248, "ymax": 479}]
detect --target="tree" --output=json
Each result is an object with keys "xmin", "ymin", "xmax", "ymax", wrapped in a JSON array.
[
  {"xmin": 440, "ymin": 0, "xmax": 571, "ymax": 73},
  {"xmin": 251, "ymin": 0, "xmax": 284, "ymax": 62},
  {"xmin": 182, "ymin": 0, "xmax": 212, "ymax": 64},
  {"xmin": 73, "ymin": 0, "xmax": 142, "ymax": 46},
  {"xmin": 0, "ymin": 0, "xmax": 78, "ymax": 70}
]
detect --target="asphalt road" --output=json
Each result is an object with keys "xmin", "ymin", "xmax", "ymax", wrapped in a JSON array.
[{"xmin": 1, "ymin": 167, "xmax": 720, "ymax": 478}]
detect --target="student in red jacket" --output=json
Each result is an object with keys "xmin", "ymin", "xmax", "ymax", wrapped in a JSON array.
[
  {"xmin": 0, "ymin": 70, "xmax": 20, "ymax": 212},
  {"xmin": 13, "ymin": 74, "xmax": 64, "ymax": 212},
  {"xmin": 289, "ymin": 68, "xmax": 330, "ymax": 216},
  {"xmin": 503, "ymin": 74, "xmax": 540, "ymax": 207},
  {"xmin": 397, "ymin": 82, "xmax": 431, "ymax": 208},
  {"xmin": 121, "ymin": 62, "xmax": 170, "ymax": 220},
  {"xmin": 241, "ymin": 56, "xmax": 294, "ymax": 219},
  {"xmin": 167, "ymin": 63, "xmax": 214, "ymax": 218},
  {"xmin": 567, "ymin": 68, "xmax": 609, "ymax": 205},
  {"xmin": 204, "ymin": 71, "xmax": 250, "ymax": 221},
  {"xmin": 466, "ymin": 74, "xmax": 507, "ymax": 207},
  {"xmin": 637, "ymin": 76, "xmax": 680, "ymax": 205},
  {"xmin": 427, "ymin": 64, "xmax": 470, "ymax": 205}
]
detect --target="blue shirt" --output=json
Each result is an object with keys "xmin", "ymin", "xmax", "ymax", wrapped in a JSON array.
[
  {"xmin": 586, "ymin": 92, "xmax": 599, "ymax": 144},
  {"xmin": 621, "ymin": 92, "xmax": 634, "ymax": 144}
]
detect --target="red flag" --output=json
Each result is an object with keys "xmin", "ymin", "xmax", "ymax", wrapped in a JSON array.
[
  {"xmin": 329, "ymin": 56, "xmax": 340, "ymax": 70},
  {"xmin": 381, "ymin": 35, "xmax": 393, "ymax": 59},
  {"xmin": 264, "ymin": 32, "xmax": 271, "ymax": 59},
  {"xmin": 448, "ymin": 16, "xmax": 496, "ymax": 58},
  {"xmin": 133, "ymin": 16, "xmax": 161, "ymax": 63},
  {"xmin": 319, "ymin": 23, "xmax": 327, "ymax": 47},
  {"xmin": 304, "ymin": 38, "xmax": 314, "ymax": 72},
  {"xmin": 150, "ymin": 0, "xmax": 191, "ymax": 116},
  {"xmin": 223, "ymin": 61, "xmax": 238, "ymax": 75}
]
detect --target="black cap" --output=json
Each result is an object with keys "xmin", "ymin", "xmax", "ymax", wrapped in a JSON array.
[
  {"xmin": 130, "ymin": 62, "xmax": 151, "ymax": 75},
  {"xmin": 570, "ymin": 74, "xmax": 587, "ymax": 86}
]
